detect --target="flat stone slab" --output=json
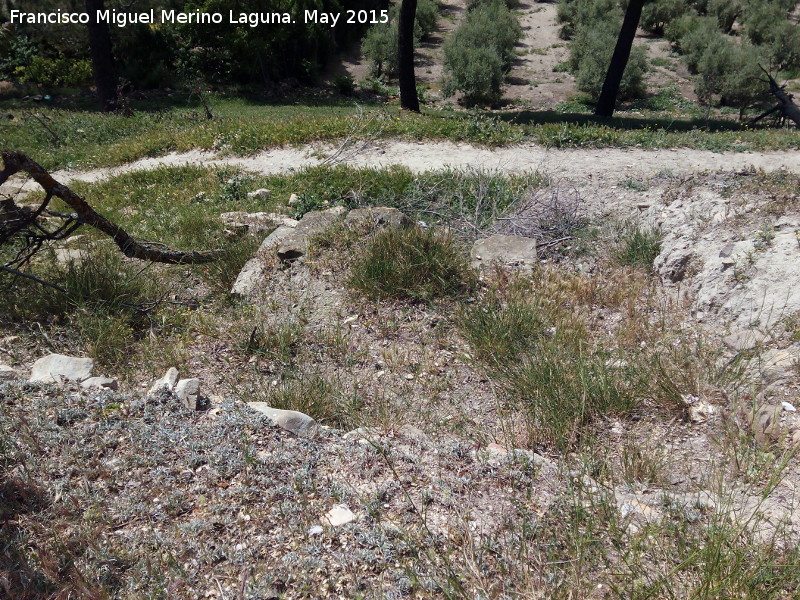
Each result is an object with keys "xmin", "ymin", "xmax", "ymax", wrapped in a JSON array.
[
  {"xmin": 29, "ymin": 354, "xmax": 94, "ymax": 383},
  {"xmin": 323, "ymin": 504, "xmax": 356, "ymax": 527},
  {"xmin": 247, "ymin": 403, "xmax": 319, "ymax": 437},
  {"xmin": 471, "ymin": 234, "xmax": 538, "ymax": 270}
]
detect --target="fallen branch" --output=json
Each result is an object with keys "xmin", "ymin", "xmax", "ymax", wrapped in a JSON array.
[
  {"xmin": 1, "ymin": 150, "xmax": 219, "ymax": 264},
  {"xmin": 748, "ymin": 67, "xmax": 800, "ymax": 128}
]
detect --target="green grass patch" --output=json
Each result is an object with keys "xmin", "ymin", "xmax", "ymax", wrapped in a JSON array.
[
  {"xmin": 265, "ymin": 373, "xmax": 359, "ymax": 428},
  {"xmin": 349, "ymin": 227, "xmax": 476, "ymax": 302},
  {"xmin": 457, "ymin": 271, "xmax": 694, "ymax": 450},
  {"xmin": 614, "ymin": 224, "xmax": 663, "ymax": 270}
]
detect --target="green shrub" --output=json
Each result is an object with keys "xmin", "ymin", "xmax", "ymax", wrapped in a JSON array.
[
  {"xmin": 640, "ymin": 0, "xmax": 690, "ymax": 34},
  {"xmin": 693, "ymin": 36, "xmax": 766, "ymax": 112},
  {"xmin": 442, "ymin": 44, "xmax": 505, "ymax": 106},
  {"xmin": 361, "ymin": 23, "xmax": 398, "ymax": 77},
  {"xmin": 442, "ymin": 0, "xmax": 521, "ymax": 106},
  {"xmin": 556, "ymin": 0, "xmax": 620, "ymax": 40},
  {"xmin": 415, "ymin": 0, "xmax": 440, "ymax": 39},
  {"xmin": 332, "ymin": 74, "xmax": 356, "ymax": 95},
  {"xmin": 467, "ymin": 0, "xmax": 518, "ymax": 10},
  {"xmin": 458, "ymin": 288, "xmax": 548, "ymax": 365},
  {"xmin": 745, "ymin": 2, "xmax": 800, "ymax": 72},
  {"xmin": 767, "ymin": 22, "xmax": 800, "ymax": 73},
  {"xmin": 361, "ymin": 0, "xmax": 439, "ymax": 78},
  {"xmin": 570, "ymin": 22, "xmax": 648, "ymax": 100},
  {"xmin": 16, "ymin": 55, "xmax": 93, "ymax": 88},
  {"xmin": 744, "ymin": 0, "xmax": 793, "ymax": 44},
  {"xmin": 261, "ymin": 373, "xmax": 356, "ymax": 427},
  {"xmin": 349, "ymin": 226, "xmax": 475, "ymax": 302},
  {"xmin": 0, "ymin": 30, "xmax": 36, "ymax": 81},
  {"xmin": 670, "ymin": 15, "xmax": 721, "ymax": 72},
  {"xmin": 708, "ymin": 0, "xmax": 743, "ymax": 33}
]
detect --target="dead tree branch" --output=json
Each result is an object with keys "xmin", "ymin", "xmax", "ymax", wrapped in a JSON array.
[
  {"xmin": 1, "ymin": 150, "xmax": 219, "ymax": 265},
  {"xmin": 748, "ymin": 67, "xmax": 800, "ymax": 128}
]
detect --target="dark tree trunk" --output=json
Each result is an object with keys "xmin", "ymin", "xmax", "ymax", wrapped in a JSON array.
[
  {"xmin": 85, "ymin": 0, "xmax": 117, "ymax": 111},
  {"xmin": 595, "ymin": 0, "xmax": 645, "ymax": 117},
  {"xmin": 398, "ymin": 0, "xmax": 420, "ymax": 112}
]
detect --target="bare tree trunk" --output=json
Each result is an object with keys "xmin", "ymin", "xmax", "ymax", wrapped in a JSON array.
[
  {"xmin": 85, "ymin": 0, "xmax": 117, "ymax": 111},
  {"xmin": 398, "ymin": 0, "xmax": 420, "ymax": 112},
  {"xmin": 595, "ymin": 0, "xmax": 645, "ymax": 117}
]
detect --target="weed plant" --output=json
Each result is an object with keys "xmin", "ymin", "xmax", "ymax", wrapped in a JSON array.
[
  {"xmin": 349, "ymin": 226, "xmax": 476, "ymax": 302},
  {"xmin": 614, "ymin": 223, "xmax": 663, "ymax": 270}
]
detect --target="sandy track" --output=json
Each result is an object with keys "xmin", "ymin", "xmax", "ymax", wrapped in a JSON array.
[{"xmin": 9, "ymin": 141, "xmax": 798, "ymax": 195}]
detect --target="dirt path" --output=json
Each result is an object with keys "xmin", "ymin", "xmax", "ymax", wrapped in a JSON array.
[{"xmin": 13, "ymin": 141, "xmax": 800, "ymax": 196}]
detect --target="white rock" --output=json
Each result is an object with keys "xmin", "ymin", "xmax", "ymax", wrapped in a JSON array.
[
  {"xmin": 723, "ymin": 329, "xmax": 767, "ymax": 352},
  {"xmin": 246, "ymin": 188, "xmax": 271, "ymax": 201},
  {"xmin": 175, "ymin": 378, "xmax": 202, "ymax": 410},
  {"xmin": 288, "ymin": 193, "xmax": 301, "ymax": 206},
  {"xmin": 398, "ymin": 424, "xmax": 430, "ymax": 444},
  {"xmin": 230, "ymin": 226, "xmax": 296, "ymax": 297},
  {"xmin": 343, "ymin": 427, "xmax": 378, "ymax": 441},
  {"xmin": 471, "ymin": 234, "xmax": 538, "ymax": 270},
  {"xmin": 81, "ymin": 376, "xmax": 118, "ymax": 391},
  {"xmin": 148, "ymin": 367, "xmax": 179, "ymax": 396},
  {"xmin": 781, "ymin": 401, "xmax": 796, "ymax": 412},
  {"xmin": 323, "ymin": 504, "xmax": 355, "ymax": 527},
  {"xmin": 760, "ymin": 348, "xmax": 800, "ymax": 384},
  {"xmin": 29, "ymin": 354, "xmax": 94, "ymax": 383},
  {"xmin": 0, "ymin": 365, "xmax": 19, "ymax": 380},
  {"xmin": 308, "ymin": 525, "xmax": 323, "ymax": 536},
  {"xmin": 247, "ymin": 403, "xmax": 319, "ymax": 437},
  {"xmin": 687, "ymin": 401, "xmax": 716, "ymax": 423}
]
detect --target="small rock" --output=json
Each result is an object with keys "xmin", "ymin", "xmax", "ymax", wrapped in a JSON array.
[
  {"xmin": 247, "ymin": 403, "xmax": 319, "ymax": 437},
  {"xmin": 219, "ymin": 211, "xmax": 297, "ymax": 236},
  {"xmin": 288, "ymin": 193, "xmax": 301, "ymax": 206},
  {"xmin": 148, "ymin": 367, "xmax": 179, "ymax": 396},
  {"xmin": 345, "ymin": 207, "xmax": 412, "ymax": 229},
  {"xmin": 723, "ymin": 329, "xmax": 767, "ymax": 352},
  {"xmin": 175, "ymin": 378, "xmax": 202, "ymax": 410},
  {"xmin": 782, "ymin": 401, "xmax": 796, "ymax": 412},
  {"xmin": 81, "ymin": 376, "xmax": 118, "ymax": 391},
  {"xmin": 471, "ymin": 234, "xmax": 538, "ymax": 270},
  {"xmin": 344, "ymin": 427, "xmax": 378, "ymax": 441},
  {"xmin": 0, "ymin": 81, "xmax": 17, "ymax": 97},
  {"xmin": 54, "ymin": 247, "xmax": 91, "ymax": 265},
  {"xmin": 308, "ymin": 525, "xmax": 323, "ymax": 536},
  {"xmin": 752, "ymin": 404, "xmax": 783, "ymax": 446},
  {"xmin": 323, "ymin": 504, "xmax": 355, "ymax": 527},
  {"xmin": 759, "ymin": 348, "xmax": 800, "ymax": 384},
  {"xmin": 398, "ymin": 424, "xmax": 429, "ymax": 444},
  {"xmin": 246, "ymin": 188, "xmax": 271, "ymax": 201},
  {"xmin": 0, "ymin": 365, "xmax": 19, "ymax": 380},
  {"xmin": 29, "ymin": 354, "xmax": 94, "ymax": 383},
  {"xmin": 659, "ymin": 251, "xmax": 694, "ymax": 283}
]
